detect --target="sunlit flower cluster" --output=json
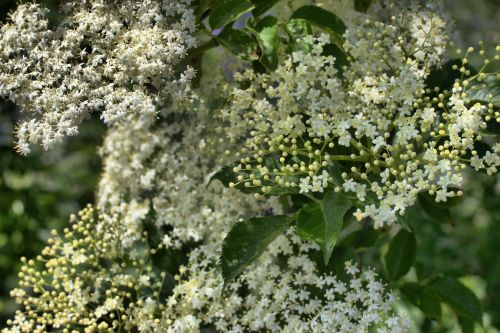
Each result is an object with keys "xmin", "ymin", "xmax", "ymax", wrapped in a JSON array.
[
  {"xmin": 167, "ymin": 230, "xmax": 409, "ymax": 333},
  {"xmin": 4, "ymin": 205, "xmax": 166, "ymax": 333},
  {"xmin": 222, "ymin": 2, "xmax": 500, "ymax": 228},
  {"xmin": 0, "ymin": 1, "xmax": 196, "ymax": 154},
  {"xmin": 3, "ymin": 0, "xmax": 497, "ymax": 331},
  {"xmin": 4, "ymin": 92, "xmax": 408, "ymax": 331}
]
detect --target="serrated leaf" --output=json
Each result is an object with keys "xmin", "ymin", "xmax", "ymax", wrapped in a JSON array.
[
  {"xmin": 418, "ymin": 192, "xmax": 453, "ymax": 224},
  {"xmin": 395, "ymin": 214, "xmax": 412, "ymax": 232},
  {"xmin": 401, "ymin": 282, "xmax": 421, "ymax": 306},
  {"xmin": 291, "ymin": 6, "xmax": 346, "ymax": 46},
  {"xmin": 196, "ymin": 0, "xmax": 223, "ymax": 19},
  {"xmin": 458, "ymin": 316, "xmax": 475, "ymax": 333},
  {"xmin": 251, "ymin": 0, "xmax": 280, "ymax": 17},
  {"xmin": 296, "ymin": 191, "xmax": 351, "ymax": 265},
  {"xmin": 322, "ymin": 43, "xmax": 349, "ymax": 77},
  {"xmin": 284, "ymin": 19, "xmax": 313, "ymax": 53},
  {"xmin": 340, "ymin": 226, "xmax": 381, "ymax": 248},
  {"xmin": 402, "ymin": 282, "xmax": 442, "ymax": 320},
  {"xmin": 415, "ymin": 261, "xmax": 437, "ymax": 282},
  {"xmin": 221, "ymin": 215, "xmax": 290, "ymax": 286},
  {"xmin": 208, "ymin": 0, "xmax": 254, "ymax": 30},
  {"xmin": 216, "ymin": 28, "xmax": 258, "ymax": 61},
  {"xmin": 420, "ymin": 286, "xmax": 442, "ymax": 319},
  {"xmin": 384, "ymin": 229, "xmax": 416, "ymax": 281},
  {"xmin": 428, "ymin": 277, "xmax": 483, "ymax": 324},
  {"xmin": 467, "ymin": 75, "xmax": 500, "ymax": 108},
  {"xmin": 251, "ymin": 16, "xmax": 280, "ymax": 70},
  {"xmin": 354, "ymin": 0, "xmax": 372, "ymax": 12},
  {"xmin": 311, "ymin": 245, "xmax": 356, "ymax": 282}
]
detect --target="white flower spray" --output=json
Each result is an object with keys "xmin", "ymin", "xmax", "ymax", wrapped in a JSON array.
[{"xmin": 0, "ymin": 1, "xmax": 196, "ymax": 154}]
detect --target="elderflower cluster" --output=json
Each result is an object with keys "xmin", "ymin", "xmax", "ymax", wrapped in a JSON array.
[
  {"xmin": 166, "ymin": 230, "xmax": 409, "ymax": 333},
  {"xmin": 0, "ymin": 1, "xmax": 196, "ymax": 154},
  {"xmin": 222, "ymin": 2, "xmax": 499, "ymax": 228},
  {"xmin": 5, "ymin": 91, "xmax": 409, "ymax": 331},
  {"xmin": 4, "ymin": 205, "xmax": 167, "ymax": 333},
  {"xmin": 94, "ymin": 93, "xmax": 409, "ymax": 331},
  {"xmin": 96, "ymin": 94, "xmax": 267, "ymax": 249}
]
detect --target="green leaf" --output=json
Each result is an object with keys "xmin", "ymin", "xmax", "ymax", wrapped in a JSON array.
[
  {"xmin": 417, "ymin": 192, "xmax": 453, "ymax": 224},
  {"xmin": 420, "ymin": 286, "xmax": 442, "ymax": 319},
  {"xmin": 415, "ymin": 261, "xmax": 437, "ymax": 282},
  {"xmin": 322, "ymin": 43, "xmax": 349, "ymax": 77},
  {"xmin": 324, "ymin": 161, "xmax": 345, "ymax": 186},
  {"xmin": 291, "ymin": 6, "xmax": 346, "ymax": 46},
  {"xmin": 458, "ymin": 316, "xmax": 475, "ymax": 333},
  {"xmin": 216, "ymin": 28, "xmax": 258, "ymax": 61},
  {"xmin": 384, "ymin": 229, "xmax": 416, "ymax": 281},
  {"xmin": 208, "ymin": 0, "xmax": 255, "ymax": 30},
  {"xmin": 340, "ymin": 225, "xmax": 381, "ymax": 248},
  {"xmin": 485, "ymin": 117, "xmax": 500, "ymax": 134},
  {"xmin": 311, "ymin": 245, "xmax": 356, "ymax": 282},
  {"xmin": 395, "ymin": 214, "xmax": 412, "ymax": 233},
  {"xmin": 354, "ymin": 0, "xmax": 372, "ymax": 12},
  {"xmin": 221, "ymin": 215, "xmax": 290, "ymax": 286},
  {"xmin": 196, "ymin": 0, "xmax": 223, "ymax": 19},
  {"xmin": 401, "ymin": 283, "xmax": 421, "ymax": 306},
  {"xmin": 466, "ymin": 75, "xmax": 500, "ymax": 108},
  {"xmin": 296, "ymin": 191, "xmax": 351, "ymax": 265},
  {"xmin": 471, "ymin": 140, "xmax": 492, "ymax": 157},
  {"xmin": 251, "ymin": 0, "xmax": 280, "ymax": 17},
  {"xmin": 401, "ymin": 282, "xmax": 442, "ymax": 320},
  {"xmin": 426, "ymin": 59, "xmax": 477, "ymax": 91},
  {"xmin": 251, "ymin": 16, "xmax": 280, "ymax": 70},
  {"xmin": 428, "ymin": 277, "xmax": 483, "ymax": 324},
  {"xmin": 285, "ymin": 19, "xmax": 313, "ymax": 53}
]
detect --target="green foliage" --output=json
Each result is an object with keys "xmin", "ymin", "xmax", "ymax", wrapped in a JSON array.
[
  {"xmin": 428, "ymin": 277, "xmax": 483, "ymax": 324},
  {"xmin": 354, "ymin": 0, "xmax": 373, "ymax": 13},
  {"xmin": 0, "ymin": 101, "xmax": 103, "ymax": 323},
  {"xmin": 196, "ymin": 0, "xmax": 222, "ymax": 19},
  {"xmin": 291, "ymin": 5, "xmax": 346, "ymax": 46},
  {"xmin": 418, "ymin": 192, "xmax": 454, "ymax": 224},
  {"xmin": 250, "ymin": 16, "xmax": 280, "ymax": 70},
  {"xmin": 459, "ymin": 316, "xmax": 476, "ymax": 333},
  {"xmin": 384, "ymin": 229, "xmax": 417, "ymax": 281},
  {"xmin": 208, "ymin": 4, "xmax": 499, "ymax": 329},
  {"xmin": 220, "ymin": 215, "xmax": 290, "ymax": 286},
  {"xmin": 216, "ymin": 28, "xmax": 258, "ymax": 61},
  {"xmin": 296, "ymin": 191, "xmax": 351, "ymax": 265},
  {"xmin": 284, "ymin": 19, "xmax": 313, "ymax": 53},
  {"xmin": 401, "ymin": 283, "xmax": 443, "ymax": 320},
  {"xmin": 426, "ymin": 59, "xmax": 477, "ymax": 91},
  {"xmin": 208, "ymin": 0, "xmax": 254, "ymax": 30},
  {"xmin": 251, "ymin": 0, "xmax": 280, "ymax": 17},
  {"xmin": 1, "ymin": 0, "xmax": 499, "ymax": 331},
  {"xmin": 420, "ymin": 286, "xmax": 443, "ymax": 320}
]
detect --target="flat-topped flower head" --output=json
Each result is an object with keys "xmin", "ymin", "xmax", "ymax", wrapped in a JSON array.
[
  {"xmin": 0, "ymin": 1, "xmax": 196, "ymax": 154},
  {"xmin": 221, "ymin": 2, "xmax": 499, "ymax": 228}
]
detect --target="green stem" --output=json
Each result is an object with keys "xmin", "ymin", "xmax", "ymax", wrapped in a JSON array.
[
  {"xmin": 304, "ymin": 193, "xmax": 320, "ymax": 203},
  {"xmin": 186, "ymin": 39, "xmax": 218, "ymax": 60}
]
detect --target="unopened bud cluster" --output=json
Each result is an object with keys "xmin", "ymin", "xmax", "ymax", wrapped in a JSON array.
[{"xmin": 4, "ymin": 205, "xmax": 168, "ymax": 332}]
